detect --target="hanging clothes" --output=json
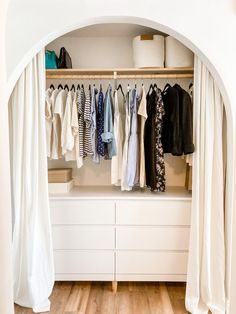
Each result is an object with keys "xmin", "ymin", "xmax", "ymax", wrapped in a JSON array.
[
  {"xmin": 127, "ymin": 87, "xmax": 139, "ymax": 187},
  {"xmin": 101, "ymin": 85, "xmax": 116, "ymax": 159},
  {"xmin": 97, "ymin": 86, "xmax": 106, "ymax": 156},
  {"xmin": 145, "ymin": 87, "xmax": 165, "ymax": 192},
  {"xmin": 161, "ymin": 84, "xmax": 179, "ymax": 154},
  {"xmin": 78, "ymin": 85, "xmax": 86, "ymax": 158},
  {"xmin": 45, "ymin": 88, "xmax": 53, "ymax": 158},
  {"xmin": 173, "ymin": 84, "xmax": 194, "ymax": 155},
  {"xmin": 137, "ymin": 85, "xmax": 147, "ymax": 188},
  {"xmin": 84, "ymin": 86, "xmax": 93, "ymax": 155},
  {"xmin": 51, "ymin": 88, "xmax": 63, "ymax": 159},
  {"xmin": 121, "ymin": 87, "xmax": 132, "ymax": 191},
  {"xmin": 61, "ymin": 90, "xmax": 74, "ymax": 155},
  {"xmin": 91, "ymin": 85, "xmax": 99, "ymax": 163},
  {"xmin": 111, "ymin": 89, "xmax": 125, "ymax": 185}
]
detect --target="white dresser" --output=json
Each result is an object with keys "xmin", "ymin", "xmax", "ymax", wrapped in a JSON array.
[{"xmin": 50, "ymin": 186, "xmax": 191, "ymax": 282}]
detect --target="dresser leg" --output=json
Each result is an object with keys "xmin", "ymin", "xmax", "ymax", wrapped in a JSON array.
[{"xmin": 112, "ymin": 281, "xmax": 118, "ymax": 293}]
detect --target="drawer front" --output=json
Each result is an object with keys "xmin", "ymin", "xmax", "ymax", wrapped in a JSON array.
[
  {"xmin": 116, "ymin": 251, "xmax": 188, "ymax": 274},
  {"xmin": 116, "ymin": 226, "xmax": 190, "ymax": 250},
  {"xmin": 116, "ymin": 200, "xmax": 191, "ymax": 225},
  {"xmin": 53, "ymin": 226, "xmax": 115, "ymax": 249},
  {"xmin": 54, "ymin": 251, "xmax": 114, "ymax": 274},
  {"xmin": 50, "ymin": 200, "xmax": 115, "ymax": 224}
]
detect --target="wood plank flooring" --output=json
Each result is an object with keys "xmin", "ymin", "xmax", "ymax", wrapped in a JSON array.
[{"xmin": 14, "ymin": 281, "xmax": 189, "ymax": 314}]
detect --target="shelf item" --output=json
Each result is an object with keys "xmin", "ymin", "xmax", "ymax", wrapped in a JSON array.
[
  {"xmin": 46, "ymin": 67, "xmax": 194, "ymax": 79},
  {"xmin": 48, "ymin": 168, "xmax": 72, "ymax": 183},
  {"xmin": 48, "ymin": 180, "xmax": 74, "ymax": 193},
  {"xmin": 50, "ymin": 185, "xmax": 191, "ymax": 282}
]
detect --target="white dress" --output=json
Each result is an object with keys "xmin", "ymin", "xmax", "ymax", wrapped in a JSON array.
[
  {"xmin": 121, "ymin": 87, "xmax": 132, "ymax": 191},
  {"xmin": 137, "ymin": 85, "xmax": 147, "ymax": 188},
  {"xmin": 65, "ymin": 92, "xmax": 83, "ymax": 168},
  {"xmin": 45, "ymin": 88, "xmax": 52, "ymax": 158},
  {"xmin": 61, "ymin": 91, "xmax": 74, "ymax": 155},
  {"xmin": 111, "ymin": 90, "xmax": 125, "ymax": 185},
  {"xmin": 50, "ymin": 88, "xmax": 61, "ymax": 159}
]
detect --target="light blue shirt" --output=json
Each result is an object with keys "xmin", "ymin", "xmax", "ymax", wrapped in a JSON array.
[{"xmin": 101, "ymin": 85, "xmax": 117, "ymax": 159}]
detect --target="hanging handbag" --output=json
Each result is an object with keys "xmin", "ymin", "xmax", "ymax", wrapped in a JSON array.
[
  {"xmin": 57, "ymin": 47, "xmax": 72, "ymax": 69},
  {"xmin": 45, "ymin": 50, "xmax": 58, "ymax": 69}
]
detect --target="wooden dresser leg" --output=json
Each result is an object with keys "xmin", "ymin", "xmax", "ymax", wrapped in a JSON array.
[{"xmin": 112, "ymin": 281, "xmax": 118, "ymax": 293}]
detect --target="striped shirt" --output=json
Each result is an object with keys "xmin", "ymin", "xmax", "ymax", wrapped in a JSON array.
[
  {"xmin": 84, "ymin": 87, "xmax": 93, "ymax": 155},
  {"xmin": 77, "ymin": 86, "xmax": 85, "ymax": 157}
]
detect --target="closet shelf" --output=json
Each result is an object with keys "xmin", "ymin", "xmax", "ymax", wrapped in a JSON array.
[
  {"xmin": 49, "ymin": 185, "xmax": 192, "ymax": 200},
  {"xmin": 46, "ymin": 67, "xmax": 194, "ymax": 79}
]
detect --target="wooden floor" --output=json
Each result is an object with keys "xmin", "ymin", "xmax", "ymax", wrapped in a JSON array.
[{"xmin": 14, "ymin": 281, "xmax": 189, "ymax": 314}]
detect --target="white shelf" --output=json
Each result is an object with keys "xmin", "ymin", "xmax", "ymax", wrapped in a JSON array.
[{"xmin": 49, "ymin": 185, "xmax": 192, "ymax": 201}]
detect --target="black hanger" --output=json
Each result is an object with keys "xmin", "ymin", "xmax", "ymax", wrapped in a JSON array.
[
  {"xmin": 117, "ymin": 84, "xmax": 124, "ymax": 97},
  {"xmin": 58, "ymin": 84, "xmax": 63, "ymax": 89},
  {"xmin": 100, "ymin": 83, "xmax": 102, "ymax": 91},
  {"xmin": 189, "ymin": 83, "xmax": 193, "ymax": 89},
  {"xmin": 77, "ymin": 84, "xmax": 80, "ymax": 90},
  {"xmin": 71, "ymin": 84, "xmax": 75, "ymax": 92},
  {"xmin": 164, "ymin": 83, "xmax": 171, "ymax": 91},
  {"xmin": 153, "ymin": 83, "xmax": 157, "ymax": 90},
  {"xmin": 81, "ymin": 84, "xmax": 84, "ymax": 89},
  {"xmin": 64, "ymin": 84, "xmax": 69, "ymax": 91},
  {"xmin": 148, "ymin": 84, "xmax": 154, "ymax": 94},
  {"xmin": 50, "ymin": 84, "xmax": 55, "ymax": 90},
  {"xmin": 135, "ymin": 83, "xmax": 137, "ymax": 89}
]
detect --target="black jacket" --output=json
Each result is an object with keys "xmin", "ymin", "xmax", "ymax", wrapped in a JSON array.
[{"xmin": 162, "ymin": 84, "xmax": 194, "ymax": 155}]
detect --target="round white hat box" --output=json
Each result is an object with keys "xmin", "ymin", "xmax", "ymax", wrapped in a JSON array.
[
  {"xmin": 165, "ymin": 36, "xmax": 194, "ymax": 67},
  {"xmin": 133, "ymin": 35, "xmax": 165, "ymax": 68}
]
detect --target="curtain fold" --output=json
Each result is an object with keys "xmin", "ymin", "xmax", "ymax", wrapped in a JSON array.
[
  {"xmin": 9, "ymin": 50, "xmax": 54, "ymax": 313},
  {"xmin": 186, "ymin": 55, "xmax": 226, "ymax": 314}
]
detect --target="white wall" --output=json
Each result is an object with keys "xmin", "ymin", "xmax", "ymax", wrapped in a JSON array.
[{"xmin": 4, "ymin": 1, "xmax": 236, "ymax": 313}]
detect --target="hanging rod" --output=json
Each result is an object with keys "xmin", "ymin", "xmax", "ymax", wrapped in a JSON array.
[{"xmin": 46, "ymin": 67, "xmax": 194, "ymax": 79}]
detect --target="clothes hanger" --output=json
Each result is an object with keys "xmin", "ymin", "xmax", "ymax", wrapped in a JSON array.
[
  {"xmin": 77, "ymin": 84, "xmax": 80, "ymax": 90},
  {"xmin": 71, "ymin": 84, "xmax": 75, "ymax": 92},
  {"xmin": 148, "ymin": 84, "xmax": 153, "ymax": 94},
  {"xmin": 50, "ymin": 84, "xmax": 55, "ymax": 90},
  {"xmin": 64, "ymin": 84, "xmax": 69, "ymax": 91},
  {"xmin": 117, "ymin": 84, "xmax": 124, "ymax": 97},
  {"xmin": 189, "ymin": 83, "xmax": 193, "ymax": 89},
  {"xmin": 58, "ymin": 84, "xmax": 63, "ymax": 89},
  {"xmin": 164, "ymin": 83, "xmax": 171, "ymax": 91}
]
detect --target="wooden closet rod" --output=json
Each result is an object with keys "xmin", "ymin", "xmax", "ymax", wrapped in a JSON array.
[{"xmin": 46, "ymin": 74, "xmax": 193, "ymax": 79}]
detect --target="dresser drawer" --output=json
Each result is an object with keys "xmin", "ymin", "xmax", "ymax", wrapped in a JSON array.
[
  {"xmin": 50, "ymin": 200, "xmax": 115, "ymax": 224},
  {"xmin": 116, "ymin": 200, "xmax": 191, "ymax": 225},
  {"xmin": 52, "ymin": 226, "xmax": 115, "ymax": 249},
  {"xmin": 54, "ymin": 251, "xmax": 114, "ymax": 274},
  {"xmin": 116, "ymin": 226, "xmax": 190, "ymax": 250},
  {"xmin": 116, "ymin": 251, "xmax": 188, "ymax": 275}
]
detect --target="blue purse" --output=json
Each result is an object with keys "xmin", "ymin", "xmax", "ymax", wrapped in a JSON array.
[{"xmin": 45, "ymin": 50, "xmax": 58, "ymax": 69}]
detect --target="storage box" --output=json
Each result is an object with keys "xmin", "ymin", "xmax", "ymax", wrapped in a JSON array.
[
  {"xmin": 165, "ymin": 36, "xmax": 194, "ymax": 67},
  {"xmin": 133, "ymin": 35, "xmax": 165, "ymax": 68},
  {"xmin": 48, "ymin": 180, "xmax": 74, "ymax": 193},
  {"xmin": 48, "ymin": 168, "xmax": 72, "ymax": 183}
]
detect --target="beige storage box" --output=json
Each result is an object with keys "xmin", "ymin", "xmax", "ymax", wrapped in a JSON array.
[
  {"xmin": 48, "ymin": 168, "xmax": 72, "ymax": 183},
  {"xmin": 48, "ymin": 180, "xmax": 74, "ymax": 193},
  {"xmin": 133, "ymin": 34, "xmax": 165, "ymax": 68},
  {"xmin": 165, "ymin": 36, "xmax": 194, "ymax": 67}
]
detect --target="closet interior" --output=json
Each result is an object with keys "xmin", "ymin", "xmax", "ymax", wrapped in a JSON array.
[{"xmin": 46, "ymin": 23, "xmax": 193, "ymax": 286}]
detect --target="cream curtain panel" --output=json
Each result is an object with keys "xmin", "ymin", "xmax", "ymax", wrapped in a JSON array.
[
  {"xmin": 9, "ymin": 50, "xmax": 54, "ymax": 312},
  {"xmin": 186, "ymin": 55, "xmax": 226, "ymax": 313}
]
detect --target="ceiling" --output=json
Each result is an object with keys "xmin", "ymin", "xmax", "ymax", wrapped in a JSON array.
[{"xmin": 63, "ymin": 23, "xmax": 167, "ymax": 38}]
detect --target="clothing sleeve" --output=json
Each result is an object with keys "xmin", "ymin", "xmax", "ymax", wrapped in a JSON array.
[
  {"xmin": 101, "ymin": 92, "xmax": 114, "ymax": 143},
  {"xmin": 71, "ymin": 93, "xmax": 79, "ymax": 136},
  {"xmin": 182, "ymin": 91, "xmax": 195, "ymax": 154}
]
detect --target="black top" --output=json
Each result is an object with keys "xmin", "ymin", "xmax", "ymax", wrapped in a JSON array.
[{"xmin": 162, "ymin": 84, "xmax": 194, "ymax": 155}]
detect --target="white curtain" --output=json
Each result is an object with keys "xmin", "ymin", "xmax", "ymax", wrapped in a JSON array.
[
  {"xmin": 9, "ymin": 50, "xmax": 54, "ymax": 312},
  {"xmin": 186, "ymin": 55, "xmax": 226, "ymax": 313}
]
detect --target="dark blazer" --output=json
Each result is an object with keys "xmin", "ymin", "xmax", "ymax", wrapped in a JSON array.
[{"xmin": 162, "ymin": 84, "xmax": 194, "ymax": 155}]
